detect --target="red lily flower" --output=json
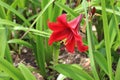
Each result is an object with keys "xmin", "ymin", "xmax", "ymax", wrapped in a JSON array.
[{"xmin": 48, "ymin": 14, "xmax": 88, "ymax": 53}]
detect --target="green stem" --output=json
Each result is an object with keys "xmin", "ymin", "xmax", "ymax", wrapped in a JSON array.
[
  {"xmin": 83, "ymin": 0, "xmax": 100, "ymax": 80},
  {"xmin": 101, "ymin": 0, "xmax": 113, "ymax": 80},
  {"xmin": 53, "ymin": 46, "xmax": 59, "ymax": 66}
]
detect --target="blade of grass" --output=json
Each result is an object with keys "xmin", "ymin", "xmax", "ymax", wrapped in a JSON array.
[
  {"xmin": 110, "ymin": 0, "xmax": 120, "ymax": 50},
  {"xmin": 5, "ymin": 44, "xmax": 13, "ymax": 63},
  {"xmin": 13, "ymin": 27, "xmax": 50, "ymax": 37},
  {"xmin": 55, "ymin": 1, "xmax": 78, "ymax": 17},
  {"xmin": 6, "ymin": 0, "xmax": 19, "ymax": 20},
  {"xmin": 41, "ymin": 0, "xmax": 53, "ymax": 63},
  {"xmin": 0, "ymin": 59, "xmax": 24, "ymax": 80},
  {"xmin": 8, "ymin": 39, "xmax": 33, "ymax": 49},
  {"xmin": 29, "ymin": 0, "xmax": 41, "ymax": 7},
  {"xmin": 54, "ymin": 64, "xmax": 94, "ymax": 80},
  {"xmin": 0, "ymin": 71, "xmax": 10, "ymax": 79},
  {"xmin": 0, "ymin": 27, "xmax": 6, "ymax": 58},
  {"xmin": 75, "ymin": 5, "xmax": 120, "ymax": 17},
  {"xmin": 94, "ymin": 51, "xmax": 108, "ymax": 75},
  {"xmin": 18, "ymin": 0, "xmax": 25, "ymax": 8},
  {"xmin": 101, "ymin": 0, "xmax": 113, "ymax": 80},
  {"xmin": 0, "ymin": 18, "xmax": 20, "ymax": 26},
  {"xmin": 36, "ymin": 17, "xmax": 46, "ymax": 76},
  {"xmin": 0, "ymin": 0, "xmax": 30, "ymax": 25},
  {"xmin": 0, "ymin": 6, "xmax": 6, "ymax": 18},
  {"xmin": 41, "ymin": 0, "xmax": 49, "ymax": 29},
  {"xmin": 0, "ymin": 5, "xmax": 13, "ymax": 63},
  {"xmin": 109, "ymin": 17, "xmax": 117, "ymax": 46},
  {"xmin": 115, "ymin": 58, "xmax": 120, "ymax": 80},
  {"xmin": 83, "ymin": 0, "xmax": 100, "ymax": 80},
  {"xmin": 21, "ymin": 0, "xmax": 54, "ymax": 39},
  {"xmin": 27, "ymin": 14, "xmax": 38, "ymax": 22},
  {"xmin": 52, "ymin": 0, "xmax": 66, "ymax": 21},
  {"xmin": 18, "ymin": 63, "xmax": 36, "ymax": 80},
  {"xmin": 95, "ymin": 6, "xmax": 120, "ymax": 16}
]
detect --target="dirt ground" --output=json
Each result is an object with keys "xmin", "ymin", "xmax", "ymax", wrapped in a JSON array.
[{"xmin": 11, "ymin": 46, "xmax": 90, "ymax": 80}]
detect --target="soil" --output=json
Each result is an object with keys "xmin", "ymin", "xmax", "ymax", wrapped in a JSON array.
[{"xmin": 11, "ymin": 46, "xmax": 90, "ymax": 80}]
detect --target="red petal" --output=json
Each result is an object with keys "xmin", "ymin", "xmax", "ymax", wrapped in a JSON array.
[
  {"xmin": 57, "ymin": 14, "xmax": 68, "ymax": 26},
  {"xmin": 48, "ymin": 29, "xmax": 70, "ymax": 45},
  {"xmin": 48, "ymin": 21, "xmax": 66, "ymax": 31},
  {"xmin": 65, "ymin": 34, "xmax": 75, "ymax": 53},
  {"xmin": 68, "ymin": 14, "xmax": 83, "ymax": 29},
  {"xmin": 77, "ymin": 41, "xmax": 88, "ymax": 52},
  {"xmin": 71, "ymin": 29, "xmax": 82, "ymax": 40}
]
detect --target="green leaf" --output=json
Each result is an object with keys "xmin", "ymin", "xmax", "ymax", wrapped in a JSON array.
[
  {"xmin": 13, "ymin": 27, "xmax": 50, "ymax": 38},
  {"xmin": 95, "ymin": 6, "xmax": 120, "ymax": 16},
  {"xmin": 6, "ymin": 0, "xmax": 19, "ymax": 20},
  {"xmin": 18, "ymin": 63, "xmax": 36, "ymax": 80},
  {"xmin": 18, "ymin": 0, "xmax": 25, "ymax": 8},
  {"xmin": 0, "ymin": 58, "xmax": 24, "ymax": 80},
  {"xmin": 8, "ymin": 39, "xmax": 33, "ymax": 49},
  {"xmin": 29, "ymin": 0, "xmax": 40, "ymax": 7},
  {"xmin": 5, "ymin": 44, "xmax": 13, "ymax": 63},
  {"xmin": 54, "ymin": 64, "xmax": 94, "ymax": 80},
  {"xmin": 0, "ymin": 71, "xmax": 10, "ymax": 79},
  {"xmin": 21, "ymin": 0, "xmax": 54, "ymax": 38},
  {"xmin": 55, "ymin": 2, "xmax": 78, "ymax": 17},
  {"xmin": 0, "ymin": 27, "xmax": 6, "ymax": 58},
  {"xmin": 115, "ymin": 58, "xmax": 120, "ymax": 80},
  {"xmin": 94, "ymin": 51, "xmax": 108, "ymax": 75},
  {"xmin": 0, "ymin": 18, "xmax": 19, "ymax": 27},
  {"xmin": 101, "ymin": 0, "xmax": 113, "ymax": 80},
  {"xmin": 52, "ymin": 0, "xmax": 66, "ymax": 21},
  {"xmin": 83, "ymin": 0, "xmax": 99, "ymax": 80},
  {"xmin": 36, "ymin": 17, "xmax": 46, "ymax": 76},
  {"xmin": 0, "ymin": 0, "xmax": 30, "ymax": 25},
  {"xmin": 109, "ymin": 17, "xmax": 117, "ymax": 47},
  {"xmin": 0, "ymin": 6, "xmax": 6, "ymax": 18}
]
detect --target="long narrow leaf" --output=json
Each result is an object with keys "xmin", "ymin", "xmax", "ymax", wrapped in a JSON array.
[
  {"xmin": 52, "ymin": 0, "xmax": 65, "ymax": 21},
  {"xmin": 95, "ymin": 6, "xmax": 120, "ymax": 16},
  {"xmin": 101, "ymin": 0, "xmax": 113, "ymax": 80},
  {"xmin": 0, "ymin": 6, "xmax": 6, "ymax": 18},
  {"xmin": 18, "ymin": 63, "xmax": 36, "ymax": 80},
  {"xmin": 94, "ymin": 51, "xmax": 108, "ymax": 75},
  {"xmin": 21, "ymin": 0, "xmax": 54, "ymax": 38},
  {"xmin": 6, "ymin": 0, "xmax": 19, "ymax": 20},
  {"xmin": 5, "ymin": 44, "xmax": 13, "ymax": 63},
  {"xmin": 36, "ymin": 17, "xmax": 46, "ymax": 76},
  {"xmin": 115, "ymin": 58, "xmax": 120, "ymax": 80},
  {"xmin": 0, "ymin": 18, "xmax": 19, "ymax": 27},
  {"xmin": 8, "ymin": 39, "xmax": 33, "ymax": 49},
  {"xmin": 109, "ymin": 17, "xmax": 117, "ymax": 46},
  {"xmin": 55, "ymin": 2, "xmax": 78, "ymax": 17},
  {"xmin": 0, "ymin": 27, "xmax": 6, "ymax": 58},
  {"xmin": 0, "ymin": 71, "xmax": 10, "ymax": 79},
  {"xmin": 0, "ymin": 59, "xmax": 24, "ymax": 80},
  {"xmin": 54, "ymin": 64, "xmax": 94, "ymax": 80},
  {"xmin": 0, "ymin": 0, "xmax": 30, "ymax": 25},
  {"xmin": 83, "ymin": 0, "xmax": 100, "ymax": 80},
  {"xmin": 13, "ymin": 27, "xmax": 50, "ymax": 38}
]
